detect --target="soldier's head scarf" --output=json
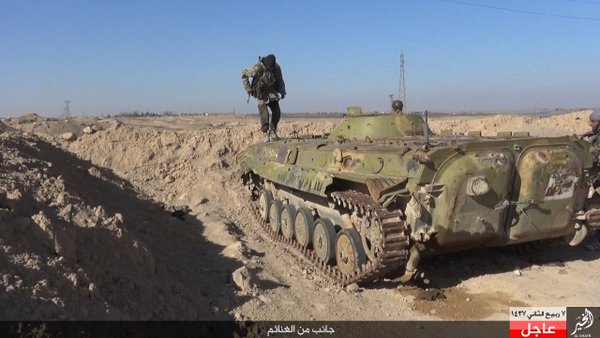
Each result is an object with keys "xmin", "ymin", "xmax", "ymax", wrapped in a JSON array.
[
  {"xmin": 590, "ymin": 110, "xmax": 600, "ymax": 122},
  {"xmin": 261, "ymin": 54, "xmax": 276, "ymax": 69}
]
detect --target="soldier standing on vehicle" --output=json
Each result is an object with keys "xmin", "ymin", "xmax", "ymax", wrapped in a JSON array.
[{"xmin": 242, "ymin": 54, "xmax": 286, "ymax": 141}]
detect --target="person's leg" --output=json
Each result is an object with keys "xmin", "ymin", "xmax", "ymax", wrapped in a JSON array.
[
  {"xmin": 258, "ymin": 101, "xmax": 270, "ymax": 133},
  {"xmin": 268, "ymin": 101, "xmax": 281, "ymax": 131}
]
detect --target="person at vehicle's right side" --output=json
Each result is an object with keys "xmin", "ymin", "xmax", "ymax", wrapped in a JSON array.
[
  {"xmin": 582, "ymin": 110, "xmax": 600, "ymax": 251},
  {"xmin": 582, "ymin": 110, "xmax": 600, "ymax": 145}
]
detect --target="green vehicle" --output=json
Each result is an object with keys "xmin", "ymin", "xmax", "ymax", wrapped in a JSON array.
[{"xmin": 240, "ymin": 102, "xmax": 600, "ymax": 285}]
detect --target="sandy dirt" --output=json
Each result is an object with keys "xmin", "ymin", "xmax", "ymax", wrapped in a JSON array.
[{"xmin": 1, "ymin": 110, "xmax": 599, "ymax": 321}]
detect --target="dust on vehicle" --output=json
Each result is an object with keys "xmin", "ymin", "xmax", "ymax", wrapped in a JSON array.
[{"xmin": 241, "ymin": 100, "xmax": 600, "ymax": 286}]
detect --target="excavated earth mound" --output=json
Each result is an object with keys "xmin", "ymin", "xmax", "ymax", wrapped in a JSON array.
[{"xmin": 0, "ymin": 125, "xmax": 241, "ymax": 320}]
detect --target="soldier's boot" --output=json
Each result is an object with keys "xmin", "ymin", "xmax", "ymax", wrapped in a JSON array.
[
  {"xmin": 269, "ymin": 128, "xmax": 279, "ymax": 141},
  {"xmin": 263, "ymin": 132, "xmax": 271, "ymax": 142}
]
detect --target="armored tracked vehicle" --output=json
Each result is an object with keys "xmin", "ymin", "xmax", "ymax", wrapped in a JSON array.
[{"xmin": 241, "ymin": 102, "xmax": 600, "ymax": 285}]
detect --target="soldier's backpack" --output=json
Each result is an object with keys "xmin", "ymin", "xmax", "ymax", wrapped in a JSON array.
[{"xmin": 251, "ymin": 61, "xmax": 276, "ymax": 98}]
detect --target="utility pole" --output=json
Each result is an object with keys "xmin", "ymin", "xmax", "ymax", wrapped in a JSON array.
[
  {"xmin": 399, "ymin": 51, "xmax": 406, "ymax": 111},
  {"xmin": 63, "ymin": 100, "xmax": 71, "ymax": 120}
]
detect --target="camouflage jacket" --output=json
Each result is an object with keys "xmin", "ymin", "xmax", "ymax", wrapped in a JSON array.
[{"xmin": 242, "ymin": 62, "xmax": 286, "ymax": 102}]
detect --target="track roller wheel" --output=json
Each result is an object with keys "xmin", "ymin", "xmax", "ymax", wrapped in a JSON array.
[
  {"xmin": 269, "ymin": 199, "xmax": 283, "ymax": 234},
  {"xmin": 313, "ymin": 218, "xmax": 336, "ymax": 264},
  {"xmin": 259, "ymin": 190, "xmax": 273, "ymax": 222},
  {"xmin": 336, "ymin": 229, "xmax": 367, "ymax": 275},
  {"xmin": 294, "ymin": 208, "xmax": 314, "ymax": 248},
  {"xmin": 361, "ymin": 216, "xmax": 382, "ymax": 262},
  {"xmin": 280, "ymin": 204, "xmax": 296, "ymax": 240}
]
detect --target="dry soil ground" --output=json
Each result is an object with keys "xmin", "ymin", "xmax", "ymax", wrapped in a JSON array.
[{"xmin": 1, "ymin": 110, "xmax": 599, "ymax": 321}]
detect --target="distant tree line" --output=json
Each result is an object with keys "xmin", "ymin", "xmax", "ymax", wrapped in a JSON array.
[
  {"xmin": 104, "ymin": 111, "xmax": 346, "ymax": 118},
  {"xmin": 108, "ymin": 111, "xmax": 211, "ymax": 118}
]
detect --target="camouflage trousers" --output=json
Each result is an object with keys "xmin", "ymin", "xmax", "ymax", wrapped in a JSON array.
[{"xmin": 258, "ymin": 100, "xmax": 281, "ymax": 133}]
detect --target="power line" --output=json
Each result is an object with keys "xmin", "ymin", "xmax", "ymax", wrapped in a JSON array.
[
  {"xmin": 563, "ymin": 0, "xmax": 600, "ymax": 5},
  {"xmin": 437, "ymin": 0, "xmax": 600, "ymax": 22}
]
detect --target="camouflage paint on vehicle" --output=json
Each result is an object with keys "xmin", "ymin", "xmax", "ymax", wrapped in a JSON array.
[{"xmin": 241, "ymin": 104, "xmax": 597, "ymax": 283}]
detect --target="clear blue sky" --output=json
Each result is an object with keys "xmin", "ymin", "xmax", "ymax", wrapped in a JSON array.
[{"xmin": 1, "ymin": 0, "xmax": 599, "ymax": 116}]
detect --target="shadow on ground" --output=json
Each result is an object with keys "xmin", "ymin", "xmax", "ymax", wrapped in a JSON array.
[
  {"xmin": 382, "ymin": 237, "xmax": 600, "ymax": 289},
  {"xmin": 0, "ymin": 135, "xmax": 248, "ymax": 320}
]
